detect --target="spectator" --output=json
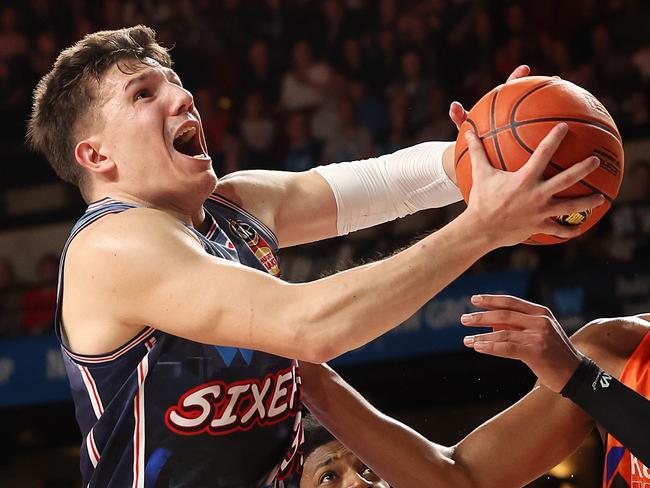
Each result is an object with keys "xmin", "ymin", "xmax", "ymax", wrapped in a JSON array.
[
  {"xmin": 284, "ymin": 112, "xmax": 321, "ymax": 172},
  {"xmin": 607, "ymin": 161, "xmax": 650, "ymax": 262},
  {"xmin": 322, "ymin": 97, "xmax": 374, "ymax": 163},
  {"xmin": 239, "ymin": 91, "xmax": 276, "ymax": 166},
  {"xmin": 388, "ymin": 50, "xmax": 433, "ymax": 133},
  {"xmin": 29, "ymin": 31, "xmax": 58, "ymax": 78},
  {"xmin": 311, "ymin": 71, "xmax": 349, "ymax": 142},
  {"xmin": 240, "ymin": 39, "xmax": 280, "ymax": 104},
  {"xmin": 348, "ymin": 78, "xmax": 390, "ymax": 140},
  {"xmin": 280, "ymin": 40, "xmax": 331, "ymax": 111},
  {"xmin": 20, "ymin": 253, "xmax": 58, "ymax": 335},
  {"xmin": 0, "ymin": 257, "xmax": 21, "ymax": 337},
  {"xmin": 0, "ymin": 8, "xmax": 28, "ymax": 62}
]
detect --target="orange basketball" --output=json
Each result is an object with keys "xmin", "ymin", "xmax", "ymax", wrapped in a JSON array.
[{"xmin": 454, "ymin": 76, "xmax": 624, "ymax": 245}]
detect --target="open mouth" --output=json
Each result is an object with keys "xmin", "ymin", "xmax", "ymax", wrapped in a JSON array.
[{"xmin": 173, "ymin": 126, "xmax": 206, "ymax": 158}]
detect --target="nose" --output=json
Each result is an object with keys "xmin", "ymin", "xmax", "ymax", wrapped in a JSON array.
[{"xmin": 169, "ymin": 83, "xmax": 195, "ymax": 116}]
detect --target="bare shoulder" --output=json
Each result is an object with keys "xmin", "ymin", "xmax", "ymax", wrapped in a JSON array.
[
  {"xmin": 214, "ymin": 171, "xmax": 250, "ymax": 208},
  {"xmin": 64, "ymin": 207, "xmax": 203, "ymax": 295},
  {"xmin": 570, "ymin": 315, "xmax": 650, "ymax": 376},
  {"xmin": 214, "ymin": 170, "xmax": 283, "ymax": 231},
  {"xmin": 215, "ymin": 170, "xmax": 285, "ymax": 212},
  {"xmin": 67, "ymin": 207, "xmax": 200, "ymax": 260}
]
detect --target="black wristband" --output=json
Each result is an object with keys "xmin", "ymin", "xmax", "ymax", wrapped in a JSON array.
[{"xmin": 561, "ymin": 357, "xmax": 650, "ymax": 467}]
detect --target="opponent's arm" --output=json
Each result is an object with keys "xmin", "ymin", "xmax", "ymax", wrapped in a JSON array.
[
  {"xmin": 462, "ymin": 296, "xmax": 650, "ymax": 467},
  {"xmin": 301, "ymin": 299, "xmax": 639, "ymax": 488},
  {"xmin": 300, "ymin": 360, "xmax": 595, "ymax": 488},
  {"xmin": 561, "ymin": 356, "xmax": 650, "ymax": 467},
  {"xmin": 300, "ymin": 361, "xmax": 468, "ymax": 488}
]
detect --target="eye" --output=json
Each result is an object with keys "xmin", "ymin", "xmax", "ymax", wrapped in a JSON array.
[
  {"xmin": 361, "ymin": 465, "xmax": 378, "ymax": 479},
  {"xmin": 319, "ymin": 471, "xmax": 337, "ymax": 484},
  {"xmin": 135, "ymin": 89, "xmax": 151, "ymax": 101}
]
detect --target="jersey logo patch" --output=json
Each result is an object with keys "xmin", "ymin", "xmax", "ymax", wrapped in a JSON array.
[{"xmin": 229, "ymin": 219, "xmax": 281, "ymax": 277}]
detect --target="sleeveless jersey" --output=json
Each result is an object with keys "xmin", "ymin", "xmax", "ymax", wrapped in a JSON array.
[
  {"xmin": 55, "ymin": 196, "xmax": 303, "ymax": 488},
  {"xmin": 602, "ymin": 329, "xmax": 650, "ymax": 488}
]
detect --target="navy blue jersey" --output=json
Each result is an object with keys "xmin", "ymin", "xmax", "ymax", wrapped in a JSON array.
[{"xmin": 55, "ymin": 195, "xmax": 303, "ymax": 488}]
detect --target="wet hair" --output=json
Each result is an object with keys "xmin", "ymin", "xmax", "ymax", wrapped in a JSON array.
[
  {"xmin": 27, "ymin": 25, "xmax": 171, "ymax": 193},
  {"xmin": 302, "ymin": 413, "xmax": 337, "ymax": 461}
]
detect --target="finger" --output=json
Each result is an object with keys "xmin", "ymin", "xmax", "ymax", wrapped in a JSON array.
[
  {"xmin": 520, "ymin": 123, "xmax": 568, "ymax": 179},
  {"xmin": 464, "ymin": 329, "xmax": 519, "ymax": 344},
  {"xmin": 465, "ymin": 130, "xmax": 493, "ymax": 177},
  {"xmin": 461, "ymin": 309, "xmax": 550, "ymax": 330},
  {"xmin": 470, "ymin": 294, "xmax": 550, "ymax": 315},
  {"xmin": 466, "ymin": 340, "xmax": 526, "ymax": 361},
  {"xmin": 449, "ymin": 101, "xmax": 467, "ymax": 130},
  {"xmin": 506, "ymin": 64, "xmax": 530, "ymax": 83},
  {"xmin": 541, "ymin": 156, "xmax": 601, "ymax": 196},
  {"xmin": 546, "ymin": 193, "xmax": 605, "ymax": 219},
  {"xmin": 535, "ymin": 218, "xmax": 586, "ymax": 239}
]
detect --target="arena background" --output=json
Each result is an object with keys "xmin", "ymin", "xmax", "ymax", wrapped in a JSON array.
[{"xmin": 1, "ymin": 0, "xmax": 649, "ymax": 486}]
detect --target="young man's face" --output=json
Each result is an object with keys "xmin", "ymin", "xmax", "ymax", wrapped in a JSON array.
[
  {"xmin": 92, "ymin": 58, "xmax": 216, "ymax": 207},
  {"xmin": 300, "ymin": 440, "xmax": 390, "ymax": 488}
]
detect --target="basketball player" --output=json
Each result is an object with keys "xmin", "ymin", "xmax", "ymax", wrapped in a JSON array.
[
  {"xmin": 300, "ymin": 414, "xmax": 389, "ymax": 488},
  {"xmin": 28, "ymin": 26, "xmax": 602, "ymax": 486},
  {"xmin": 300, "ymin": 297, "xmax": 650, "ymax": 487}
]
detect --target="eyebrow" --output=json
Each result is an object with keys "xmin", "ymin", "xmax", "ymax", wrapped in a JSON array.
[
  {"xmin": 122, "ymin": 67, "xmax": 180, "ymax": 92},
  {"xmin": 123, "ymin": 68, "xmax": 156, "ymax": 92},
  {"xmin": 314, "ymin": 454, "xmax": 340, "ymax": 471}
]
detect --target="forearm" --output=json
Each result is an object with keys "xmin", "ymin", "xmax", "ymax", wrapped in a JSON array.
[
  {"xmin": 314, "ymin": 141, "xmax": 462, "ymax": 236},
  {"xmin": 561, "ymin": 357, "xmax": 650, "ymax": 466},
  {"xmin": 217, "ymin": 142, "xmax": 461, "ymax": 247},
  {"xmin": 300, "ymin": 362, "xmax": 467, "ymax": 488},
  {"xmin": 452, "ymin": 386, "xmax": 593, "ymax": 488},
  {"xmin": 294, "ymin": 211, "xmax": 495, "ymax": 360}
]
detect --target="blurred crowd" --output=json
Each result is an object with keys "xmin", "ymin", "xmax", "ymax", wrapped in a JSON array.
[
  {"xmin": 0, "ymin": 254, "xmax": 58, "ymax": 337},
  {"xmin": 1, "ymin": 0, "xmax": 650, "ymax": 337}
]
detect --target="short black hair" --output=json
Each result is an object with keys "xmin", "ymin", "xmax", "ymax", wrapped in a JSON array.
[{"xmin": 302, "ymin": 413, "xmax": 336, "ymax": 461}]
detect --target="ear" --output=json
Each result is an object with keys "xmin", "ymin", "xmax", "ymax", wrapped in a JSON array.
[{"xmin": 74, "ymin": 139, "xmax": 115, "ymax": 175}]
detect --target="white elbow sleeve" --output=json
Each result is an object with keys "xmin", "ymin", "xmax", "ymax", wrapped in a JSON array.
[{"xmin": 313, "ymin": 141, "xmax": 462, "ymax": 236}]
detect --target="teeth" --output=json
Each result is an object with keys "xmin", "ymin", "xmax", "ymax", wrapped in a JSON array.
[{"xmin": 174, "ymin": 126, "xmax": 196, "ymax": 143}]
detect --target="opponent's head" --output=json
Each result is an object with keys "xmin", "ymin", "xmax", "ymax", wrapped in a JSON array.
[
  {"xmin": 28, "ymin": 25, "xmax": 214, "ymax": 205},
  {"xmin": 300, "ymin": 414, "xmax": 389, "ymax": 488}
]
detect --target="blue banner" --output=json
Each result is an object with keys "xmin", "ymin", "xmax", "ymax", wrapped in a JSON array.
[
  {"xmin": 332, "ymin": 270, "xmax": 531, "ymax": 366},
  {"xmin": 0, "ymin": 334, "xmax": 70, "ymax": 407}
]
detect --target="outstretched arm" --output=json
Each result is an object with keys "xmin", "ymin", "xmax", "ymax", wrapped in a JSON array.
[
  {"xmin": 462, "ymin": 295, "xmax": 650, "ymax": 466},
  {"xmin": 216, "ymin": 141, "xmax": 459, "ymax": 248},
  {"xmin": 66, "ymin": 122, "xmax": 602, "ymax": 363},
  {"xmin": 300, "ymin": 360, "xmax": 593, "ymax": 488}
]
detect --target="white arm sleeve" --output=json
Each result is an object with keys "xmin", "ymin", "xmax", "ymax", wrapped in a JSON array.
[{"xmin": 313, "ymin": 141, "xmax": 462, "ymax": 236}]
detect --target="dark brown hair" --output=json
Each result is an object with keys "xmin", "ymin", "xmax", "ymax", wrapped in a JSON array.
[{"xmin": 27, "ymin": 25, "xmax": 172, "ymax": 190}]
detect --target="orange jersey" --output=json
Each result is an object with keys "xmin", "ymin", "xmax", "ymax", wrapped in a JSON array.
[{"xmin": 603, "ymin": 329, "xmax": 650, "ymax": 487}]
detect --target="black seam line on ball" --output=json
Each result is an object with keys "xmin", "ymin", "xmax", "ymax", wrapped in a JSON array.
[
  {"xmin": 510, "ymin": 129, "xmax": 614, "ymax": 203},
  {"xmin": 511, "ymin": 79, "xmax": 621, "ymax": 143},
  {"xmin": 454, "ymin": 118, "xmax": 479, "ymax": 168},
  {"xmin": 479, "ymin": 117, "xmax": 620, "ymax": 141},
  {"xmin": 490, "ymin": 87, "xmax": 508, "ymax": 171}
]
